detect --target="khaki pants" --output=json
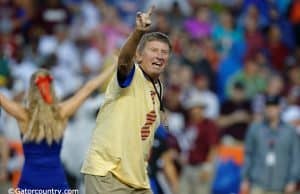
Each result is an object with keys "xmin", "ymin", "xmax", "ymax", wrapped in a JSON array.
[
  {"xmin": 179, "ymin": 165, "xmax": 212, "ymax": 194},
  {"xmin": 250, "ymin": 186, "xmax": 300, "ymax": 194},
  {"xmin": 0, "ymin": 181, "xmax": 11, "ymax": 194},
  {"xmin": 250, "ymin": 187, "xmax": 282, "ymax": 194},
  {"xmin": 84, "ymin": 172, "xmax": 153, "ymax": 194}
]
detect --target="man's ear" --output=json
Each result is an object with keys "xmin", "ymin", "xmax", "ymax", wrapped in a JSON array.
[{"xmin": 135, "ymin": 51, "xmax": 143, "ymax": 64}]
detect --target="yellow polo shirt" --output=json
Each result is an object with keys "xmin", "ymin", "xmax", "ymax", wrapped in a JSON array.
[{"xmin": 81, "ymin": 64, "xmax": 161, "ymax": 189}]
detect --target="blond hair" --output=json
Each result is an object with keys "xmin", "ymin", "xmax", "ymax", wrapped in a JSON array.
[{"xmin": 23, "ymin": 69, "xmax": 64, "ymax": 145}]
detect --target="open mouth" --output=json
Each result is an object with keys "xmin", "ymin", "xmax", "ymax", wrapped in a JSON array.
[{"xmin": 152, "ymin": 62, "xmax": 162, "ymax": 68}]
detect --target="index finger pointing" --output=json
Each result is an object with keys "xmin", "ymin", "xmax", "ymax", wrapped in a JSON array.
[{"xmin": 147, "ymin": 5, "xmax": 155, "ymax": 16}]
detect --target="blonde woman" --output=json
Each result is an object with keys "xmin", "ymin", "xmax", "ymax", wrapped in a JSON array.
[{"xmin": 0, "ymin": 65, "xmax": 115, "ymax": 191}]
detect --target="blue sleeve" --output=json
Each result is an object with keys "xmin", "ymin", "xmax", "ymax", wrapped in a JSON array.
[{"xmin": 117, "ymin": 66, "xmax": 135, "ymax": 88}]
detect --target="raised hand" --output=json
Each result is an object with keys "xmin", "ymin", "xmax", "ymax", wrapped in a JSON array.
[{"xmin": 136, "ymin": 6, "xmax": 154, "ymax": 31}]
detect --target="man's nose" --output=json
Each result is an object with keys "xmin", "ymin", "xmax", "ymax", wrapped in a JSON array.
[{"xmin": 156, "ymin": 52, "xmax": 164, "ymax": 60}]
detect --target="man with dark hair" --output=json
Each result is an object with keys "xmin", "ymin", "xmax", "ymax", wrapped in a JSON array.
[
  {"xmin": 218, "ymin": 81, "xmax": 252, "ymax": 142},
  {"xmin": 241, "ymin": 95, "xmax": 300, "ymax": 194},
  {"xmin": 81, "ymin": 6, "xmax": 172, "ymax": 194}
]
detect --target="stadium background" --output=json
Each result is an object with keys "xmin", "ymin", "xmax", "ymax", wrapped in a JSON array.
[{"xmin": 0, "ymin": 0, "xmax": 300, "ymax": 193}]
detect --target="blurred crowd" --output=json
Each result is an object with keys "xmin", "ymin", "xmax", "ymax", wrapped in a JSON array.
[{"xmin": 0, "ymin": 0, "xmax": 300, "ymax": 193}]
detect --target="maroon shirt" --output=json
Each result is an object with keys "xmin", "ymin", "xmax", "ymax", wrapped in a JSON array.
[
  {"xmin": 267, "ymin": 42, "xmax": 289, "ymax": 71},
  {"xmin": 187, "ymin": 119, "xmax": 219, "ymax": 165},
  {"xmin": 245, "ymin": 31, "xmax": 265, "ymax": 56}
]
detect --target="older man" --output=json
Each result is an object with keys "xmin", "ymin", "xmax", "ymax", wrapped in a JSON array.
[{"xmin": 81, "ymin": 6, "xmax": 172, "ymax": 194}]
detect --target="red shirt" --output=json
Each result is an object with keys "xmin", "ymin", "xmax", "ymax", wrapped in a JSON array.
[
  {"xmin": 267, "ymin": 42, "xmax": 289, "ymax": 71},
  {"xmin": 187, "ymin": 119, "xmax": 219, "ymax": 165}
]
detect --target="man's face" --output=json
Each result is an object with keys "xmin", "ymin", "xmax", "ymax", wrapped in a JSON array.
[
  {"xmin": 188, "ymin": 106, "xmax": 204, "ymax": 123},
  {"xmin": 137, "ymin": 40, "xmax": 170, "ymax": 79},
  {"xmin": 232, "ymin": 88, "xmax": 246, "ymax": 102},
  {"xmin": 265, "ymin": 105, "xmax": 281, "ymax": 120}
]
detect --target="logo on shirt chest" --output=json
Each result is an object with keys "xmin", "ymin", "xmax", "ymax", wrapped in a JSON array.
[{"xmin": 141, "ymin": 91, "xmax": 157, "ymax": 141}]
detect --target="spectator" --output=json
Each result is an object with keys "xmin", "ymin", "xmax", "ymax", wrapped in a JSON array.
[
  {"xmin": 0, "ymin": 50, "xmax": 10, "ymax": 86},
  {"xmin": 167, "ymin": 1, "xmax": 187, "ymax": 28},
  {"xmin": 183, "ymin": 6, "xmax": 212, "ymax": 40},
  {"xmin": 274, "ymin": 0, "xmax": 292, "ymax": 15},
  {"xmin": 281, "ymin": 105, "xmax": 300, "ymax": 192},
  {"xmin": 0, "ymin": 32, "xmax": 19, "ymax": 60},
  {"xmin": 108, "ymin": 0, "xmax": 141, "ymax": 26},
  {"xmin": 185, "ymin": 73, "xmax": 219, "ymax": 120},
  {"xmin": 282, "ymin": 105, "xmax": 300, "ymax": 134},
  {"xmin": 238, "ymin": 3, "xmax": 269, "ymax": 30},
  {"xmin": 0, "ymin": 0, "xmax": 28, "ymax": 34},
  {"xmin": 164, "ymin": 85, "xmax": 185, "ymax": 137},
  {"xmin": 201, "ymin": 38, "xmax": 220, "ymax": 72},
  {"xmin": 98, "ymin": 5, "xmax": 131, "ymax": 55},
  {"xmin": 73, "ymin": 0, "xmax": 103, "ymax": 38},
  {"xmin": 213, "ymin": 9, "xmax": 243, "ymax": 58},
  {"xmin": 243, "ymin": 16, "xmax": 265, "ymax": 58},
  {"xmin": 216, "ymin": 41, "xmax": 246, "ymax": 101},
  {"xmin": 176, "ymin": 65, "xmax": 193, "ymax": 91},
  {"xmin": 144, "ymin": 0, "xmax": 191, "ymax": 17},
  {"xmin": 148, "ymin": 125, "xmax": 180, "ymax": 194},
  {"xmin": 266, "ymin": 24, "xmax": 290, "ymax": 72},
  {"xmin": 10, "ymin": 46, "xmax": 37, "ymax": 92},
  {"xmin": 268, "ymin": 6, "xmax": 295, "ymax": 49},
  {"xmin": 181, "ymin": 38, "xmax": 215, "ymax": 89},
  {"xmin": 218, "ymin": 81, "xmax": 252, "ymax": 142},
  {"xmin": 179, "ymin": 93, "xmax": 219, "ymax": 194},
  {"xmin": 226, "ymin": 56, "xmax": 267, "ymax": 100},
  {"xmin": 285, "ymin": 64, "xmax": 300, "ymax": 106},
  {"xmin": 152, "ymin": 11, "xmax": 171, "ymax": 35},
  {"xmin": 80, "ymin": 38, "xmax": 104, "ymax": 79},
  {"xmin": 34, "ymin": 0, "xmax": 72, "ymax": 35},
  {"xmin": 241, "ymin": 95, "xmax": 300, "ymax": 194},
  {"xmin": 252, "ymin": 74, "xmax": 285, "ymax": 122}
]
